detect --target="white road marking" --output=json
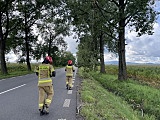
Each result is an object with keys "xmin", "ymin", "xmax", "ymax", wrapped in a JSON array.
[
  {"xmin": 63, "ymin": 99, "xmax": 71, "ymax": 107},
  {"xmin": 72, "ymin": 78, "xmax": 75, "ymax": 81},
  {"xmin": 58, "ymin": 119, "xmax": 66, "ymax": 120},
  {"xmin": 72, "ymin": 85, "xmax": 74, "ymax": 87},
  {"xmin": 72, "ymin": 81, "xmax": 74, "ymax": 83},
  {"xmin": 67, "ymin": 90, "xmax": 72, "ymax": 94},
  {"xmin": 0, "ymin": 79, "xmax": 6, "ymax": 82},
  {"xmin": 0, "ymin": 84, "xmax": 26, "ymax": 95}
]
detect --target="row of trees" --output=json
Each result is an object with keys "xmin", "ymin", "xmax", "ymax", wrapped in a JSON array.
[
  {"xmin": 64, "ymin": 0, "xmax": 158, "ymax": 80},
  {"xmin": 0, "ymin": 0, "xmax": 75, "ymax": 74},
  {"xmin": 0, "ymin": 0, "xmax": 158, "ymax": 80}
]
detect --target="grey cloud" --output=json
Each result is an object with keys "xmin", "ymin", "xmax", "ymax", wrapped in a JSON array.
[
  {"xmin": 126, "ymin": 27, "xmax": 160, "ymax": 58},
  {"xmin": 65, "ymin": 36, "xmax": 78, "ymax": 54}
]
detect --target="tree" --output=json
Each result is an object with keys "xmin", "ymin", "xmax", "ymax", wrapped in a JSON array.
[
  {"xmin": 65, "ymin": 0, "xmax": 157, "ymax": 80},
  {"xmin": 36, "ymin": 22, "xmax": 69, "ymax": 57},
  {"xmin": 99, "ymin": 31, "xmax": 105, "ymax": 73},
  {"xmin": 14, "ymin": 0, "xmax": 49, "ymax": 71},
  {"xmin": 0, "ymin": 0, "xmax": 21, "ymax": 74},
  {"xmin": 64, "ymin": 1, "xmax": 99, "ymax": 71},
  {"xmin": 65, "ymin": 0, "xmax": 117, "ymax": 72},
  {"xmin": 60, "ymin": 51, "xmax": 76, "ymax": 66},
  {"xmin": 110, "ymin": 0, "xmax": 156, "ymax": 80},
  {"xmin": 0, "ymin": 0, "xmax": 50, "ymax": 72},
  {"xmin": 76, "ymin": 35, "xmax": 98, "ymax": 70},
  {"xmin": 33, "ymin": 0, "xmax": 71, "ymax": 65}
]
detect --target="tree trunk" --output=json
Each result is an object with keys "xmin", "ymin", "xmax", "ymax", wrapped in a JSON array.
[
  {"xmin": 25, "ymin": 12, "xmax": 31, "ymax": 71},
  {"xmin": 25, "ymin": 38, "xmax": 31, "ymax": 71},
  {"xmin": 118, "ymin": 0, "xmax": 127, "ymax": 80},
  {"xmin": 0, "ymin": 39, "xmax": 8, "ymax": 75},
  {"xmin": 0, "ymin": 13, "xmax": 8, "ymax": 74},
  {"xmin": 99, "ymin": 31, "xmax": 106, "ymax": 73},
  {"xmin": 48, "ymin": 35, "xmax": 52, "ymax": 56}
]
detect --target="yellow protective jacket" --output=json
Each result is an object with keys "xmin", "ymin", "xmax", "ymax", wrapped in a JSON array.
[
  {"xmin": 36, "ymin": 63, "xmax": 55, "ymax": 86},
  {"xmin": 65, "ymin": 65, "xmax": 75, "ymax": 77}
]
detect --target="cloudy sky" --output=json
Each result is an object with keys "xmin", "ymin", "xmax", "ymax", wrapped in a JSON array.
[
  {"xmin": 6, "ymin": 1, "xmax": 160, "ymax": 64},
  {"xmin": 102, "ymin": 22, "xmax": 160, "ymax": 64},
  {"xmin": 67, "ymin": 1, "xmax": 160, "ymax": 64}
]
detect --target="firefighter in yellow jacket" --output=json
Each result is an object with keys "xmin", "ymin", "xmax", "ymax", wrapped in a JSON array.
[
  {"xmin": 35, "ymin": 56, "xmax": 56, "ymax": 116},
  {"xmin": 65, "ymin": 60, "xmax": 75, "ymax": 90}
]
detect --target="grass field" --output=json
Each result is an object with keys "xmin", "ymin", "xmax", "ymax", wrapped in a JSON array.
[
  {"xmin": 78, "ymin": 65, "xmax": 160, "ymax": 120},
  {"xmin": 0, "ymin": 63, "xmax": 37, "ymax": 79},
  {"xmin": 105, "ymin": 65, "xmax": 160, "ymax": 88}
]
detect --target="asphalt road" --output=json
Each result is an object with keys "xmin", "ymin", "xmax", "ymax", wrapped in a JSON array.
[{"xmin": 0, "ymin": 67, "xmax": 79, "ymax": 120}]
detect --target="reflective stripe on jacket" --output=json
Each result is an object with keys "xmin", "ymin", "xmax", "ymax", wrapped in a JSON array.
[
  {"xmin": 36, "ymin": 64, "xmax": 54, "ymax": 86},
  {"xmin": 65, "ymin": 65, "xmax": 74, "ymax": 76}
]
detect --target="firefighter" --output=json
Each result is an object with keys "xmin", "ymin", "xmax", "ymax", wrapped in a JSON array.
[
  {"xmin": 35, "ymin": 56, "xmax": 56, "ymax": 116},
  {"xmin": 65, "ymin": 60, "xmax": 75, "ymax": 90}
]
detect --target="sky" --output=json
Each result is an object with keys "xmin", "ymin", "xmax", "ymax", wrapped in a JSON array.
[
  {"xmin": 6, "ymin": 1, "xmax": 160, "ymax": 64},
  {"xmin": 67, "ymin": 1, "xmax": 160, "ymax": 64},
  {"xmin": 104, "ymin": 1, "xmax": 160, "ymax": 64}
]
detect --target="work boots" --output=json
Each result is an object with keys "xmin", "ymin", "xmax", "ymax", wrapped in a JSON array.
[
  {"xmin": 66, "ymin": 84, "xmax": 72, "ymax": 90},
  {"xmin": 66, "ymin": 84, "xmax": 69, "ymax": 89},
  {"xmin": 44, "ymin": 104, "xmax": 49, "ymax": 115},
  {"xmin": 39, "ymin": 109, "xmax": 45, "ymax": 116},
  {"xmin": 39, "ymin": 104, "xmax": 49, "ymax": 116}
]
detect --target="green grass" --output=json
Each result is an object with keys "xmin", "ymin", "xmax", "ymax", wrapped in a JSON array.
[
  {"xmin": 0, "ymin": 63, "xmax": 60, "ymax": 80},
  {"xmin": 104, "ymin": 65, "xmax": 160, "ymax": 88},
  {"xmin": 79, "ymin": 77, "xmax": 154, "ymax": 120},
  {"xmin": 0, "ymin": 63, "xmax": 38, "ymax": 80},
  {"xmin": 0, "ymin": 71, "xmax": 33, "ymax": 79},
  {"xmin": 78, "ymin": 68, "xmax": 157, "ymax": 120},
  {"xmin": 81, "ymin": 79, "xmax": 134, "ymax": 120},
  {"xmin": 89, "ymin": 72, "xmax": 160, "ymax": 119}
]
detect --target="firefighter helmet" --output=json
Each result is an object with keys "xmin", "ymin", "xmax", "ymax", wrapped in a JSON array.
[
  {"xmin": 68, "ymin": 60, "xmax": 72, "ymax": 65},
  {"xmin": 45, "ymin": 56, "xmax": 53, "ymax": 64}
]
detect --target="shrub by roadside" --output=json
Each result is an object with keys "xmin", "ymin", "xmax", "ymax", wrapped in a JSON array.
[
  {"xmin": 89, "ymin": 71, "xmax": 160, "ymax": 120},
  {"xmin": 78, "ymin": 69, "xmax": 155, "ymax": 120}
]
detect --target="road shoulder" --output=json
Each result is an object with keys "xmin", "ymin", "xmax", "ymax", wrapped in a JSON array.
[{"xmin": 76, "ymin": 73, "xmax": 85, "ymax": 120}]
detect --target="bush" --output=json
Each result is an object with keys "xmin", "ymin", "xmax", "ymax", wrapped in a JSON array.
[{"xmin": 90, "ymin": 72, "xmax": 160, "ymax": 119}]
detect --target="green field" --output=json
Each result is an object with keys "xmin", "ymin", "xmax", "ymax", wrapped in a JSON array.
[
  {"xmin": 104, "ymin": 65, "xmax": 160, "ymax": 88},
  {"xmin": 78, "ymin": 65, "xmax": 160, "ymax": 120},
  {"xmin": 0, "ymin": 63, "xmax": 37, "ymax": 79}
]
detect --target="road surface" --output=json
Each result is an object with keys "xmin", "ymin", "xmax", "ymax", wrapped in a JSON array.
[{"xmin": 0, "ymin": 67, "xmax": 80, "ymax": 120}]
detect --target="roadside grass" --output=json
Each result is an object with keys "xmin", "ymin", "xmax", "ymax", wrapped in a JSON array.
[
  {"xmin": 0, "ymin": 63, "xmax": 60, "ymax": 80},
  {"xmin": 0, "ymin": 63, "xmax": 38, "ymax": 79},
  {"xmin": 89, "ymin": 71, "xmax": 160, "ymax": 119},
  {"xmin": 81, "ymin": 80, "xmax": 141, "ymax": 120},
  {"xmin": 78, "ymin": 68, "xmax": 157, "ymax": 120},
  {"xmin": 0, "ymin": 71, "xmax": 33, "ymax": 79},
  {"xmin": 104, "ymin": 65, "xmax": 160, "ymax": 88}
]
